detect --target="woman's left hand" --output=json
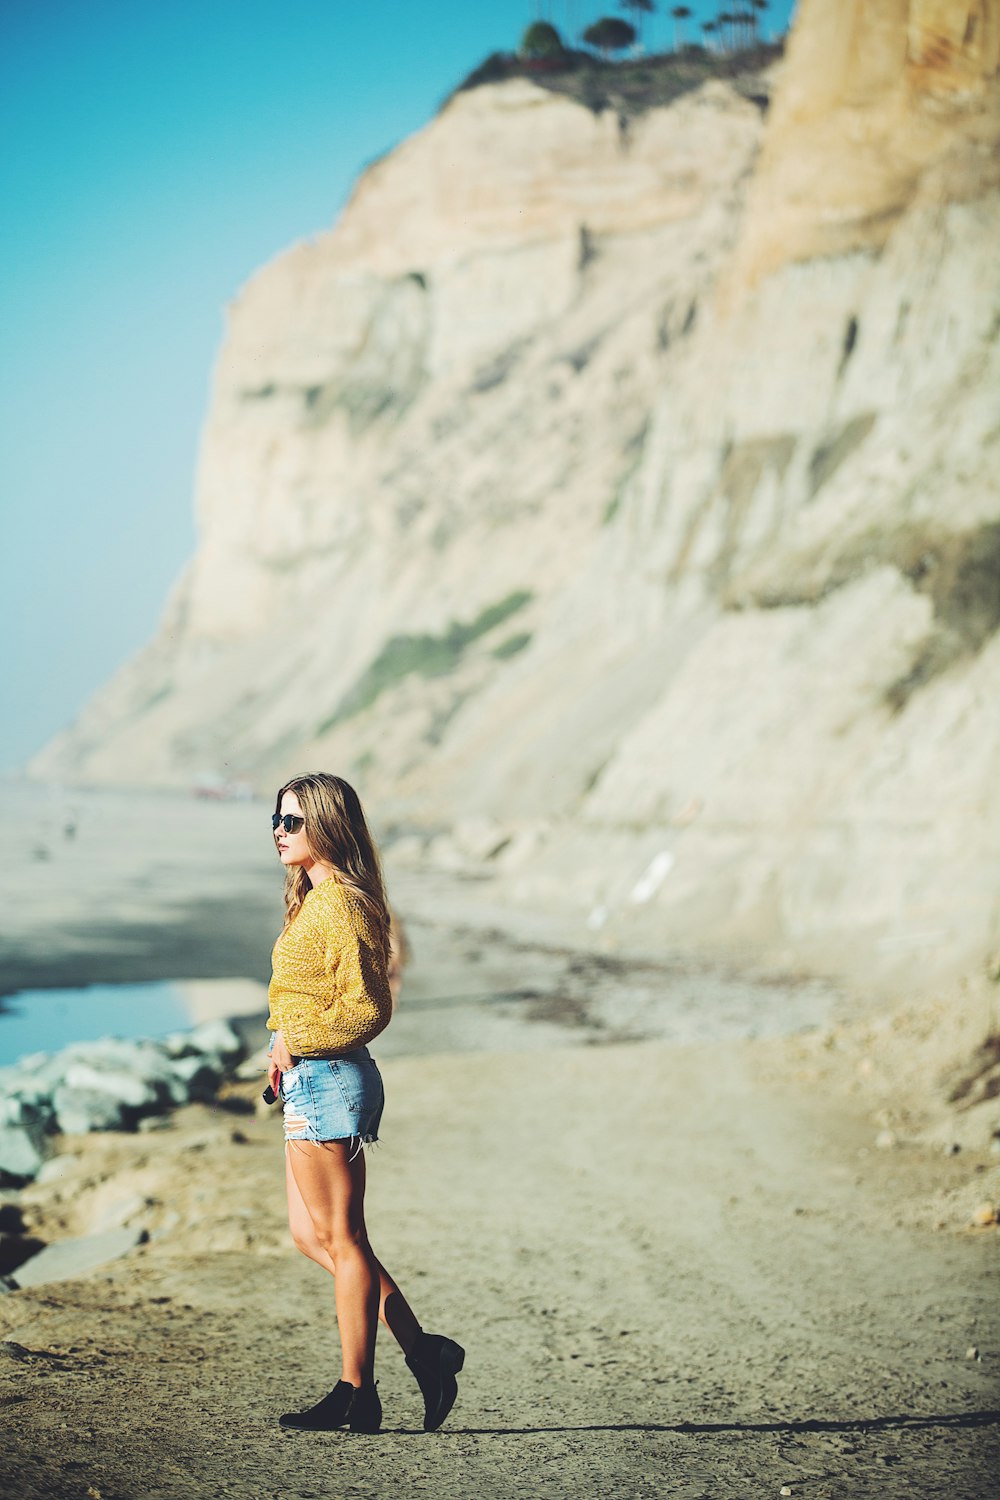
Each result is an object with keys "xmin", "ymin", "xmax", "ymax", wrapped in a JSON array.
[{"xmin": 268, "ymin": 1029, "xmax": 295, "ymax": 1091}]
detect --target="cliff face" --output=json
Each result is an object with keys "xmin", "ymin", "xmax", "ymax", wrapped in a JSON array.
[
  {"xmin": 36, "ymin": 0, "xmax": 1000, "ymax": 995},
  {"xmin": 729, "ymin": 0, "xmax": 1000, "ymax": 288}
]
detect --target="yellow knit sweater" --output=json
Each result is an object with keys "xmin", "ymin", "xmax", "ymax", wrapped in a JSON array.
[{"xmin": 266, "ymin": 878, "xmax": 393, "ymax": 1057}]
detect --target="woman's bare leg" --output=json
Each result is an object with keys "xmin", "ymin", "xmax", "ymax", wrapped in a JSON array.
[
  {"xmin": 284, "ymin": 1143, "xmax": 463, "ymax": 1430},
  {"xmin": 284, "ymin": 1145, "xmax": 422, "ymax": 1353},
  {"xmin": 285, "ymin": 1140, "xmax": 422, "ymax": 1378},
  {"xmin": 285, "ymin": 1139, "xmax": 377, "ymax": 1384}
]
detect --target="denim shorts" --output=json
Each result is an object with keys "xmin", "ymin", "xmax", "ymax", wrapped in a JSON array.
[{"xmin": 270, "ymin": 1038, "xmax": 384, "ymax": 1151}]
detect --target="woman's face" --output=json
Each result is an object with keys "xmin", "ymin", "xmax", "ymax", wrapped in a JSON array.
[{"xmin": 275, "ymin": 789, "xmax": 313, "ymax": 871}]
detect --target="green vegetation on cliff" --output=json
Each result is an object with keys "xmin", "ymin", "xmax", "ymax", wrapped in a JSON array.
[{"xmin": 318, "ymin": 589, "xmax": 534, "ymax": 732}]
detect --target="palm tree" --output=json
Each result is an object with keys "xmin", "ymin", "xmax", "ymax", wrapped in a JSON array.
[
  {"xmin": 717, "ymin": 9, "xmax": 741, "ymax": 51},
  {"xmin": 751, "ymin": 0, "xmax": 768, "ymax": 43},
  {"xmin": 620, "ymin": 0, "xmax": 655, "ymax": 52},
  {"xmin": 702, "ymin": 17, "xmax": 717, "ymax": 51},
  {"xmin": 671, "ymin": 5, "xmax": 692, "ymax": 50}
]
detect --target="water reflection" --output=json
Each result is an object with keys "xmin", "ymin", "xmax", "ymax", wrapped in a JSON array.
[{"xmin": 0, "ymin": 978, "xmax": 268, "ymax": 1063}]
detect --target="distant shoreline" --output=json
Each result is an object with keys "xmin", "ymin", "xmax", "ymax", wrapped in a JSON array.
[{"xmin": 0, "ymin": 780, "xmax": 282, "ymax": 1001}]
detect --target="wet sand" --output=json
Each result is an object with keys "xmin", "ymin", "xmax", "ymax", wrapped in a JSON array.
[{"xmin": 1, "ymin": 787, "xmax": 998, "ymax": 1497}]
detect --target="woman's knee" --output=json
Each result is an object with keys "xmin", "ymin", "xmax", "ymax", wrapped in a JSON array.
[
  {"xmin": 289, "ymin": 1219, "xmax": 335, "ymax": 1269},
  {"xmin": 316, "ymin": 1222, "xmax": 372, "ymax": 1266}
]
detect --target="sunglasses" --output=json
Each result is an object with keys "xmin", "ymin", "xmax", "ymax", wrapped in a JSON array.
[{"xmin": 272, "ymin": 813, "xmax": 305, "ymax": 834}]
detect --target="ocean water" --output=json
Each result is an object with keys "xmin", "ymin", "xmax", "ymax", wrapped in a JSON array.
[{"xmin": 0, "ymin": 982, "xmax": 190, "ymax": 1063}]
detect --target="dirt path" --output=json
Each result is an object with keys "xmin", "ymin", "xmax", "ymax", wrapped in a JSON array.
[{"xmin": 2, "ymin": 1034, "xmax": 997, "ymax": 1500}]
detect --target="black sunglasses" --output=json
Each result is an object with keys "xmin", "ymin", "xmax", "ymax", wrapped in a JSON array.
[{"xmin": 272, "ymin": 813, "xmax": 305, "ymax": 834}]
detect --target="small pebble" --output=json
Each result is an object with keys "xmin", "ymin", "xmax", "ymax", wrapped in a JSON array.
[
  {"xmin": 965, "ymin": 1346, "xmax": 980, "ymax": 1361},
  {"xmin": 875, "ymin": 1129, "xmax": 896, "ymax": 1150},
  {"xmin": 971, "ymin": 1202, "xmax": 997, "ymax": 1227},
  {"xmin": 780, "ymin": 1488, "xmax": 793, "ymax": 1497}
]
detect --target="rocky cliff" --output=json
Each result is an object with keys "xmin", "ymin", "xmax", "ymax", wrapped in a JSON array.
[{"xmin": 35, "ymin": 0, "xmax": 1000, "ymax": 996}]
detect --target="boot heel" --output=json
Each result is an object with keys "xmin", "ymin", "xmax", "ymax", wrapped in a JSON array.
[
  {"xmin": 406, "ymin": 1333, "xmax": 465, "ymax": 1431},
  {"xmin": 348, "ymin": 1381, "xmax": 382, "ymax": 1434}
]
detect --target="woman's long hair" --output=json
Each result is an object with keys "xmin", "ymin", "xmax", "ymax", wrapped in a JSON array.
[{"xmin": 274, "ymin": 773, "xmax": 391, "ymax": 960}]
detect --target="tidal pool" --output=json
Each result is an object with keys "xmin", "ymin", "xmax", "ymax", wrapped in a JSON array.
[{"xmin": 0, "ymin": 982, "xmax": 190, "ymax": 1063}]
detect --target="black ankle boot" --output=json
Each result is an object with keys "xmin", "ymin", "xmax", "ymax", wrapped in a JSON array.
[
  {"xmin": 347, "ymin": 1379, "xmax": 382, "ymax": 1434},
  {"xmin": 405, "ymin": 1331, "xmax": 465, "ymax": 1432},
  {"xmin": 279, "ymin": 1378, "xmax": 381, "ymax": 1433}
]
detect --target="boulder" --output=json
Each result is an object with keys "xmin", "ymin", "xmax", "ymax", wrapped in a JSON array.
[
  {"xmin": 61, "ymin": 1061, "xmax": 164, "ymax": 1111},
  {"xmin": 50, "ymin": 1085, "xmax": 129, "ymax": 1136},
  {"xmin": 0, "ymin": 1128, "xmax": 50, "ymax": 1182},
  {"xmin": 0, "ymin": 1086, "xmax": 55, "ymax": 1128},
  {"xmin": 12, "ymin": 1225, "xmax": 147, "ymax": 1289},
  {"xmin": 2, "ymin": 1018, "xmax": 248, "ymax": 1149},
  {"xmin": 34, "ymin": 1154, "xmax": 80, "ymax": 1184},
  {"xmin": 188, "ymin": 1019, "xmax": 243, "ymax": 1060},
  {"xmin": 164, "ymin": 1054, "xmax": 221, "ymax": 1102}
]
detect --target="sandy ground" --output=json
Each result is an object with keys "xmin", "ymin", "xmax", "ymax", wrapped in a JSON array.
[{"xmin": 1, "ymin": 786, "xmax": 998, "ymax": 1498}]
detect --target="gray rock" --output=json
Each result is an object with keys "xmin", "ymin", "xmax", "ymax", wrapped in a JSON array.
[
  {"xmin": 163, "ymin": 1033, "xmax": 191, "ymax": 1058},
  {"xmin": 1, "ymin": 1082, "xmax": 57, "ymax": 1127},
  {"xmin": 0, "ymin": 1095, "xmax": 49, "ymax": 1131},
  {"xmin": 0, "ymin": 1022, "xmax": 244, "ymax": 1149},
  {"xmin": 2, "ymin": 1053, "xmax": 65, "ymax": 1095},
  {"xmin": 34, "ymin": 1153, "xmax": 81, "ymax": 1184},
  {"xmin": 15, "ymin": 1052, "xmax": 52, "ymax": 1071},
  {"xmin": 50, "ymin": 1085, "xmax": 128, "ymax": 1135},
  {"xmin": 12, "ymin": 1225, "xmax": 147, "ymax": 1288},
  {"xmin": 65, "ymin": 1037, "xmax": 175, "ymax": 1078},
  {"xmin": 93, "ymin": 1193, "xmax": 150, "ymax": 1232},
  {"xmin": 0, "ymin": 1120, "xmax": 51, "ymax": 1181},
  {"xmin": 188, "ymin": 1019, "xmax": 243, "ymax": 1059},
  {"xmin": 165, "ymin": 1054, "xmax": 221, "ymax": 1102},
  {"xmin": 61, "ymin": 1061, "xmax": 162, "ymax": 1110},
  {"xmin": 137, "ymin": 1114, "xmax": 173, "ymax": 1133}
]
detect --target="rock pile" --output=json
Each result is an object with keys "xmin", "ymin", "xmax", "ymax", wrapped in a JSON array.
[{"xmin": 0, "ymin": 1019, "xmax": 253, "ymax": 1188}]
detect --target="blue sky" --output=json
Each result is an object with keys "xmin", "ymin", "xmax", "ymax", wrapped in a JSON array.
[{"xmin": 0, "ymin": 0, "xmax": 795, "ymax": 770}]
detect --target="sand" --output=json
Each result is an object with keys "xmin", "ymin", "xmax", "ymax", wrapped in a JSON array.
[{"xmin": 1, "ymin": 787, "xmax": 998, "ymax": 1498}]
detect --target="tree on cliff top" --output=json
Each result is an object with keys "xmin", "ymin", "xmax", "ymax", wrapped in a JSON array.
[
  {"xmin": 583, "ymin": 16, "xmax": 637, "ymax": 57},
  {"xmin": 671, "ymin": 6, "xmax": 692, "ymax": 51},
  {"xmin": 619, "ymin": 0, "xmax": 655, "ymax": 50},
  {"xmin": 520, "ymin": 21, "xmax": 565, "ymax": 57},
  {"xmin": 751, "ymin": 0, "xmax": 769, "ymax": 42}
]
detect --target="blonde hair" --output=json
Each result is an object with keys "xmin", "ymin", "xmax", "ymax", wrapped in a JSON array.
[{"xmin": 275, "ymin": 772, "xmax": 391, "ymax": 958}]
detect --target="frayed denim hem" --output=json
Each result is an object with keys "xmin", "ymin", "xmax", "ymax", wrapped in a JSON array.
[{"xmin": 285, "ymin": 1132, "xmax": 380, "ymax": 1163}]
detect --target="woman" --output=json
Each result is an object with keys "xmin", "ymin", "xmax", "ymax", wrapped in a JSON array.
[{"xmin": 265, "ymin": 772, "xmax": 464, "ymax": 1434}]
